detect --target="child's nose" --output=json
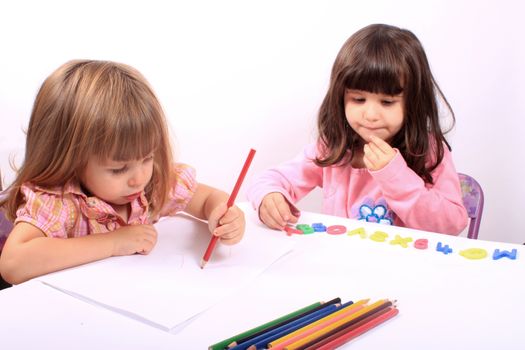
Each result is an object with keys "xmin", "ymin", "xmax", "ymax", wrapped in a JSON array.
[
  {"xmin": 363, "ymin": 104, "xmax": 380, "ymax": 121},
  {"xmin": 128, "ymin": 169, "xmax": 147, "ymax": 188}
]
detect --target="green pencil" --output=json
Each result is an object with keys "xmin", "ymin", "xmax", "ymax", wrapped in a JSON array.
[{"xmin": 208, "ymin": 301, "xmax": 324, "ymax": 350}]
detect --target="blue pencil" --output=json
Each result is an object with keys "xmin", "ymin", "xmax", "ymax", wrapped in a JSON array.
[
  {"xmin": 229, "ymin": 301, "xmax": 353, "ymax": 350},
  {"xmin": 246, "ymin": 301, "xmax": 355, "ymax": 350}
]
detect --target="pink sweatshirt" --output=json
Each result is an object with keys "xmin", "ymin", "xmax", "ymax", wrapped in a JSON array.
[{"xmin": 247, "ymin": 142, "xmax": 468, "ymax": 235}]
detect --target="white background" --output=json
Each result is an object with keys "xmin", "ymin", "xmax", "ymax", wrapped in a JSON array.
[{"xmin": 0, "ymin": 0, "xmax": 523, "ymax": 243}]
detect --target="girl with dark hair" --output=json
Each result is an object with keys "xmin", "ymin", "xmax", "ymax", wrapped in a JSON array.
[{"xmin": 247, "ymin": 24, "xmax": 468, "ymax": 235}]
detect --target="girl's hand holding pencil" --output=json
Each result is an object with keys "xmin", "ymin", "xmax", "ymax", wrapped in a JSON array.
[
  {"xmin": 200, "ymin": 149, "xmax": 256, "ymax": 268},
  {"xmin": 208, "ymin": 203, "xmax": 245, "ymax": 245}
]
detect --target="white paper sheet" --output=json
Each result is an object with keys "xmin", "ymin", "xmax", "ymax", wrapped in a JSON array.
[{"xmin": 37, "ymin": 212, "xmax": 294, "ymax": 332}]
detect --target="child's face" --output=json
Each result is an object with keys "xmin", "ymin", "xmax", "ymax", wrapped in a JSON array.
[
  {"xmin": 80, "ymin": 153, "xmax": 154, "ymax": 206},
  {"xmin": 344, "ymin": 89, "xmax": 404, "ymax": 144}
]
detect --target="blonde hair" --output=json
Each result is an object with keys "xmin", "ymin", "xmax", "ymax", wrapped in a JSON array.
[{"xmin": 1, "ymin": 60, "xmax": 174, "ymax": 220}]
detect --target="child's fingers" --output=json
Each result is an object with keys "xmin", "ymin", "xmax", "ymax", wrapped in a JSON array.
[
  {"xmin": 366, "ymin": 141, "xmax": 384, "ymax": 158},
  {"xmin": 143, "ymin": 225, "xmax": 158, "ymax": 238},
  {"xmin": 214, "ymin": 214, "xmax": 242, "ymax": 235},
  {"xmin": 259, "ymin": 193, "xmax": 298, "ymax": 230},
  {"xmin": 369, "ymin": 136, "xmax": 396, "ymax": 163},
  {"xmin": 218, "ymin": 206, "xmax": 246, "ymax": 227},
  {"xmin": 272, "ymin": 194, "xmax": 296, "ymax": 223},
  {"xmin": 260, "ymin": 208, "xmax": 286, "ymax": 230},
  {"xmin": 215, "ymin": 224, "xmax": 243, "ymax": 245},
  {"xmin": 212, "ymin": 203, "xmax": 228, "ymax": 222},
  {"xmin": 287, "ymin": 214, "xmax": 299, "ymax": 224},
  {"xmin": 363, "ymin": 156, "xmax": 374, "ymax": 170},
  {"xmin": 369, "ymin": 135, "xmax": 394, "ymax": 154},
  {"xmin": 260, "ymin": 196, "xmax": 287, "ymax": 229},
  {"xmin": 139, "ymin": 241, "xmax": 155, "ymax": 254},
  {"xmin": 218, "ymin": 208, "xmax": 238, "ymax": 226},
  {"xmin": 364, "ymin": 141, "xmax": 395, "ymax": 171},
  {"xmin": 137, "ymin": 234, "xmax": 157, "ymax": 255},
  {"xmin": 214, "ymin": 216, "xmax": 244, "ymax": 245},
  {"xmin": 363, "ymin": 144, "xmax": 379, "ymax": 166},
  {"xmin": 137, "ymin": 227, "xmax": 157, "ymax": 254}
]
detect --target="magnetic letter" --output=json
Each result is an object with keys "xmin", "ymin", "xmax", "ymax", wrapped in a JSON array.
[
  {"xmin": 326, "ymin": 225, "xmax": 347, "ymax": 235},
  {"xmin": 436, "ymin": 242, "xmax": 453, "ymax": 255},
  {"xmin": 348, "ymin": 227, "xmax": 366, "ymax": 239},
  {"xmin": 370, "ymin": 231, "xmax": 389, "ymax": 242},
  {"xmin": 389, "ymin": 235, "xmax": 413, "ymax": 248},
  {"xmin": 413, "ymin": 239, "xmax": 428, "ymax": 250},
  {"xmin": 493, "ymin": 249, "xmax": 518, "ymax": 260}
]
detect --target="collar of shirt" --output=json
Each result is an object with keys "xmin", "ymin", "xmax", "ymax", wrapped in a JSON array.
[{"xmin": 33, "ymin": 180, "xmax": 149, "ymax": 225}]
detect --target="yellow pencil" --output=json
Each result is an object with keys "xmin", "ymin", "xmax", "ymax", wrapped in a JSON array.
[
  {"xmin": 283, "ymin": 299, "xmax": 390, "ymax": 350},
  {"xmin": 268, "ymin": 299, "xmax": 370, "ymax": 349}
]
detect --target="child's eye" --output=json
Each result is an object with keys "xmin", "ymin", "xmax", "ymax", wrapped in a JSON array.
[
  {"xmin": 381, "ymin": 100, "xmax": 395, "ymax": 106},
  {"xmin": 352, "ymin": 97, "xmax": 365, "ymax": 103},
  {"xmin": 111, "ymin": 166, "xmax": 128, "ymax": 174},
  {"xmin": 144, "ymin": 154, "xmax": 154, "ymax": 163}
]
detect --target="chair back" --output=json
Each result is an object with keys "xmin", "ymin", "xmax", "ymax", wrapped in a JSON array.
[
  {"xmin": 0, "ymin": 170, "xmax": 13, "ymax": 250},
  {"xmin": 458, "ymin": 173, "xmax": 484, "ymax": 239}
]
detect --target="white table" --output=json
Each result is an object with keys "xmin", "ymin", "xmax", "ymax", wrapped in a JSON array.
[{"xmin": 1, "ymin": 203, "xmax": 523, "ymax": 349}]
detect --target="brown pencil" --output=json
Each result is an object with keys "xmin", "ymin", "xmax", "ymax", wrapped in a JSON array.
[{"xmin": 297, "ymin": 302, "xmax": 396, "ymax": 350}]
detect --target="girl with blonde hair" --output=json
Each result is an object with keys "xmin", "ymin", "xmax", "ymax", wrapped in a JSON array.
[{"xmin": 0, "ymin": 60, "xmax": 245, "ymax": 285}]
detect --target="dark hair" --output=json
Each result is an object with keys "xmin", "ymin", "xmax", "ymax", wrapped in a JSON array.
[{"xmin": 316, "ymin": 23, "xmax": 454, "ymax": 184}]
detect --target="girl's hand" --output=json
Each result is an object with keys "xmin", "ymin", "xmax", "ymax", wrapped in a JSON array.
[
  {"xmin": 259, "ymin": 192, "xmax": 299, "ymax": 230},
  {"xmin": 208, "ymin": 203, "xmax": 245, "ymax": 245},
  {"xmin": 109, "ymin": 224, "xmax": 158, "ymax": 256},
  {"xmin": 363, "ymin": 135, "xmax": 397, "ymax": 171}
]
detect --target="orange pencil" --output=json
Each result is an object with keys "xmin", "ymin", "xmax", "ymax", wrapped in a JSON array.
[
  {"xmin": 269, "ymin": 299, "xmax": 369, "ymax": 349},
  {"xmin": 200, "ymin": 148, "xmax": 256, "ymax": 269},
  {"xmin": 314, "ymin": 307, "xmax": 399, "ymax": 350},
  {"xmin": 283, "ymin": 299, "xmax": 391, "ymax": 350},
  {"xmin": 301, "ymin": 306, "xmax": 394, "ymax": 349}
]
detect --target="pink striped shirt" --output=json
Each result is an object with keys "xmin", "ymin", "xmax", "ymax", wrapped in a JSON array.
[{"xmin": 11, "ymin": 164, "xmax": 197, "ymax": 240}]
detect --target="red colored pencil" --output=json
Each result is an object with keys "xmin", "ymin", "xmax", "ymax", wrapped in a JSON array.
[
  {"xmin": 200, "ymin": 148, "xmax": 256, "ymax": 269},
  {"xmin": 314, "ymin": 307, "xmax": 399, "ymax": 350}
]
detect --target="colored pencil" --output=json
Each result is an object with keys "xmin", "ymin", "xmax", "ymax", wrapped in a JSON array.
[
  {"xmin": 242, "ymin": 301, "xmax": 353, "ymax": 350},
  {"xmin": 268, "ymin": 299, "xmax": 369, "ymax": 349},
  {"xmin": 208, "ymin": 301, "xmax": 323, "ymax": 350},
  {"xmin": 226, "ymin": 297, "xmax": 342, "ymax": 348},
  {"xmin": 283, "ymin": 299, "xmax": 391, "ymax": 350},
  {"xmin": 298, "ymin": 306, "xmax": 395, "ymax": 350},
  {"xmin": 231, "ymin": 302, "xmax": 345, "ymax": 350},
  {"xmin": 200, "ymin": 148, "xmax": 256, "ymax": 269},
  {"xmin": 300, "ymin": 306, "xmax": 394, "ymax": 350},
  {"xmin": 311, "ymin": 307, "xmax": 399, "ymax": 350}
]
